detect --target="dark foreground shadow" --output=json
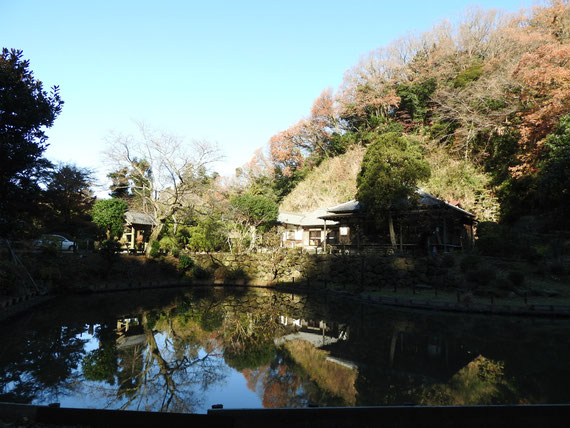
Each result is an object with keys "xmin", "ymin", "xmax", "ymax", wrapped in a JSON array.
[{"xmin": 1, "ymin": 403, "xmax": 569, "ymax": 428}]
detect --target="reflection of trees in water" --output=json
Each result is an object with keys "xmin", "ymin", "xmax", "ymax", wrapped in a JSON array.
[
  {"xmin": 419, "ymin": 355, "xmax": 516, "ymax": 405},
  {"xmin": 79, "ymin": 288, "xmax": 289, "ymax": 413},
  {"xmin": 0, "ymin": 323, "xmax": 87, "ymax": 404},
  {"xmin": 1, "ymin": 287, "xmax": 569, "ymax": 410},
  {"xmin": 242, "ymin": 354, "xmax": 304, "ymax": 408},
  {"xmin": 80, "ymin": 312, "xmax": 227, "ymax": 413}
]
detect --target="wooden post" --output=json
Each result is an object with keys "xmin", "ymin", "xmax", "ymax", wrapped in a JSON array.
[
  {"xmin": 130, "ymin": 225, "xmax": 135, "ymax": 250},
  {"xmin": 388, "ymin": 212, "xmax": 396, "ymax": 248},
  {"xmin": 323, "ymin": 220, "xmax": 327, "ymax": 253}
]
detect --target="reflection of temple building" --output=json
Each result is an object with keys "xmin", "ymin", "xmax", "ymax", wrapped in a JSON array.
[
  {"xmin": 116, "ymin": 317, "xmax": 146, "ymax": 350},
  {"xmin": 275, "ymin": 316, "xmax": 356, "ymax": 371},
  {"xmin": 276, "ymin": 316, "xmax": 349, "ymax": 347}
]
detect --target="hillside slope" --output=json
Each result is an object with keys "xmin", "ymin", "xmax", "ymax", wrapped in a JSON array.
[{"xmin": 279, "ymin": 146, "xmax": 365, "ymax": 213}]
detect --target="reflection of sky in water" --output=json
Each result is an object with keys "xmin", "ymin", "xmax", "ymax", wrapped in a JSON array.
[
  {"xmin": 42, "ymin": 330, "xmax": 261, "ymax": 413},
  {"xmin": 201, "ymin": 364, "xmax": 262, "ymax": 410}
]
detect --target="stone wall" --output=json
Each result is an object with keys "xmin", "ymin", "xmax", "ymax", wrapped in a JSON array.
[{"xmin": 188, "ymin": 251, "xmax": 454, "ymax": 289}]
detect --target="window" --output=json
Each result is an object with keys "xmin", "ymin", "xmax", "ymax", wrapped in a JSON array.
[{"xmin": 309, "ymin": 230, "xmax": 321, "ymax": 246}]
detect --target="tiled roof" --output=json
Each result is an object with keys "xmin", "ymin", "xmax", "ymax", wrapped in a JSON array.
[
  {"xmin": 327, "ymin": 200, "xmax": 361, "ymax": 213},
  {"xmin": 278, "ymin": 208, "xmax": 338, "ymax": 227},
  {"xmin": 323, "ymin": 190, "xmax": 475, "ymax": 218},
  {"xmin": 125, "ymin": 211, "xmax": 157, "ymax": 226}
]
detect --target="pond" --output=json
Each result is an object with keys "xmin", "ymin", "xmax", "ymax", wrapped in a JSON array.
[{"xmin": 0, "ymin": 287, "xmax": 569, "ymax": 414}]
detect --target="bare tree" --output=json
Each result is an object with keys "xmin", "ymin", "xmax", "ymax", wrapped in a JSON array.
[{"xmin": 105, "ymin": 123, "xmax": 223, "ymax": 254}]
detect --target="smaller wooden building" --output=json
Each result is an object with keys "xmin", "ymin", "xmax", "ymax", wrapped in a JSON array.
[
  {"xmin": 121, "ymin": 211, "xmax": 156, "ymax": 253},
  {"xmin": 277, "ymin": 209, "xmax": 339, "ymax": 252}
]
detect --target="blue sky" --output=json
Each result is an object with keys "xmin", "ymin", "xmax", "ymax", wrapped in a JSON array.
[{"xmin": 1, "ymin": 0, "xmax": 532, "ymax": 193}]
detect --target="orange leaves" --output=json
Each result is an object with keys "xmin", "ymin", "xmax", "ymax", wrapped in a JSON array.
[
  {"xmin": 512, "ymin": 41, "xmax": 570, "ymax": 174},
  {"xmin": 269, "ymin": 124, "xmax": 306, "ymax": 177},
  {"xmin": 268, "ymin": 89, "xmax": 343, "ymax": 177}
]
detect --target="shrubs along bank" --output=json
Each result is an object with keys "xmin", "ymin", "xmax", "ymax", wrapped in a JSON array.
[{"xmin": 3, "ymin": 245, "xmax": 567, "ymax": 305}]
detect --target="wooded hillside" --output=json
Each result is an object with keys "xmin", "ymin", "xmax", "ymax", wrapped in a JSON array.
[{"xmin": 247, "ymin": 1, "xmax": 570, "ymax": 229}]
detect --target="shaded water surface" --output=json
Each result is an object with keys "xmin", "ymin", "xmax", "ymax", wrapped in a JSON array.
[{"xmin": 0, "ymin": 287, "xmax": 569, "ymax": 413}]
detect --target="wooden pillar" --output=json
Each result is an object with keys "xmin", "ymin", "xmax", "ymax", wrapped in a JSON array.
[
  {"xmin": 130, "ymin": 225, "xmax": 135, "ymax": 250},
  {"xmin": 323, "ymin": 220, "xmax": 327, "ymax": 253}
]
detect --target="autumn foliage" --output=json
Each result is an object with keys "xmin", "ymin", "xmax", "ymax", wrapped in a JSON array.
[{"xmin": 257, "ymin": 1, "xmax": 570, "ymax": 226}]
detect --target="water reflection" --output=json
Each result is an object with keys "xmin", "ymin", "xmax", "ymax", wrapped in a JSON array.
[{"xmin": 0, "ymin": 287, "xmax": 568, "ymax": 413}]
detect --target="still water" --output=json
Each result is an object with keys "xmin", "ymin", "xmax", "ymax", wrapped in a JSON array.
[{"xmin": 0, "ymin": 287, "xmax": 569, "ymax": 413}]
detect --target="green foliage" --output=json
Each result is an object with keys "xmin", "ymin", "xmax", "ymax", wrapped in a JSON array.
[
  {"xmin": 484, "ymin": 132, "xmax": 520, "ymax": 187},
  {"xmin": 224, "ymin": 343, "xmax": 277, "ymax": 372},
  {"xmin": 230, "ymin": 193, "xmax": 278, "ymax": 230},
  {"xmin": 175, "ymin": 227, "xmax": 191, "ymax": 246},
  {"xmin": 420, "ymin": 355, "xmax": 513, "ymax": 405},
  {"xmin": 356, "ymin": 132, "xmax": 430, "ymax": 215},
  {"xmin": 0, "ymin": 49, "xmax": 63, "ymax": 236},
  {"xmin": 272, "ymin": 163, "xmax": 311, "ymax": 201},
  {"xmin": 497, "ymin": 174, "xmax": 538, "ymax": 224},
  {"xmin": 421, "ymin": 141, "xmax": 498, "ymax": 220},
  {"xmin": 149, "ymin": 240, "xmax": 161, "ymax": 258},
  {"xmin": 42, "ymin": 163, "xmax": 95, "ymax": 236},
  {"xmin": 158, "ymin": 235, "xmax": 179, "ymax": 254},
  {"xmin": 98, "ymin": 239, "xmax": 122, "ymax": 258},
  {"xmin": 475, "ymin": 222, "xmax": 514, "ymax": 257},
  {"xmin": 191, "ymin": 264, "xmax": 211, "ymax": 280},
  {"xmin": 453, "ymin": 62, "xmax": 484, "ymax": 88},
  {"xmin": 199, "ymin": 308, "xmax": 224, "ymax": 331},
  {"xmin": 475, "ymin": 222, "xmax": 539, "ymax": 261},
  {"xmin": 396, "ymin": 78, "xmax": 437, "ymax": 122},
  {"xmin": 178, "ymin": 254, "xmax": 194, "ymax": 272},
  {"xmin": 187, "ymin": 217, "xmax": 225, "ymax": 252},
  {"xmin": 82, "ymin": 346, "xmax": 117, "ymax": 385},
  {"xmin": 91, "ymin": 198, "xmax": 128, "ymax": 239},
  {"xmin": 537, "ymin": 115, "xmax": 570, "ymax": 213},
  {"xmin": 145, "ymin": 311, "xmax": 159, "ymax": 330}
]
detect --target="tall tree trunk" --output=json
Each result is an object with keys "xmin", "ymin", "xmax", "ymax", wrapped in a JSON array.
[
  {"xmin": 388, "ymin": 211, "xmax": 397, "ymax": 247},
  {"xmin": 172, "ymin": 214, "xmax": 178, "ymax": 236},
  {"xmin": 146, "ymin": 222, "xmax": 164, "ymax": 256},
  {"xmin": 248, "ymin": 226, "xmax": 257, "ymax": 252}
]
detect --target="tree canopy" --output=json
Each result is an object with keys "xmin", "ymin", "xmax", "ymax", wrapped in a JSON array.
[
  {"xmin": 0, "ymin": 48, "xmax": 63, "ymax": 236},
  {"xmin": 105, "ymin": 123, "xmax": 222, "ymax": 252},
  {"xmin": 91, "ymin": 198, "xmax": 128, "ymax": 239},
  {"xmin": 356, "ymin": 133, "xmax": 430, "ymax": 215}
]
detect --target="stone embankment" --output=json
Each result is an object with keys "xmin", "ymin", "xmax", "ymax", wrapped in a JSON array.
[
  {"xmin": 0, "ymin": 291, "xmax": 54, "ymax": 323},
  {"xmin": 190, "ymin": 251, "xmax": 448, "ymax": 289},
  {"xmin": 2, "ymin": 251, "xmax": 569, "ymax": 321}
]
